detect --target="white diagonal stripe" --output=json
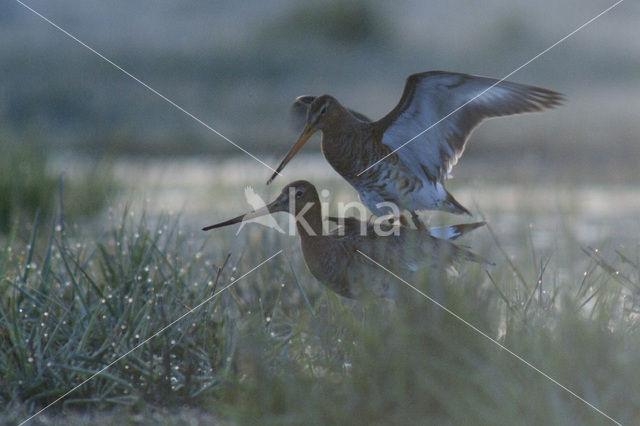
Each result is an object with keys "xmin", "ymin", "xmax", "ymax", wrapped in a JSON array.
[
  {"xmin": 13, "ymin": 0, "xmax": 281, "ymax": 177},
  {"xmin": 358, "ymin": 0, "xmax": 625, "ymax": 176},
  {"xmin": 19, "ymin": 250, "xmax": 283, "ymax": 425},
  {"xmin": 356, "ymin": 250, "xmax": 622, "ymax": 426}
]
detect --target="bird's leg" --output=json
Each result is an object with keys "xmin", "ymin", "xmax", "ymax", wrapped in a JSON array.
[{"xmin": 411, "ymin": 211, "xmax": 427, "ymax": 230}]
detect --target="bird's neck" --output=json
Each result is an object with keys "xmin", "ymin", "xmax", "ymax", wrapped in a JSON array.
[
  {"xmin": 322, "ymin": 121, "xmax": 374, "ymax": 179},
  {"xmin": 295, "ymin": 199, "xmax": 324, "ymax": 237}
]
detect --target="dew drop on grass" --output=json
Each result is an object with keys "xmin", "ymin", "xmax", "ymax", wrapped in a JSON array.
[
  {"xmin": 265, "ymin": 316, "xmax": 271, "ymax": 323},
  {"xmin": 27, "ymin": 357, "xmax": 34, "ymax": 363},
  {"xmin": 128, "ymin": 297, "xmax": 134, "ymax": 303},
  {"xmin": 121, "ymin": 324, "xmax": 127, "ymax": 330},
  {"xmin": 135, "ymin": 334, "xmax": 140, "ymax": 339},
  {"xmin": 43, "ymin": 312, "xmax": 49, "ymax": 317},
  {"xmin": 170, "ymin": 339, "xmax": 176, "ymax": 345}
]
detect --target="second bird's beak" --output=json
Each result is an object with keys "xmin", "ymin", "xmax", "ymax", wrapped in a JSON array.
[
  {"xmin": 202, "ymin": 192, "xmax": 288, "ymax": 231},
  {"xmin": 266, "ymin": 123, "xmax": 317, "ymax": 185}
]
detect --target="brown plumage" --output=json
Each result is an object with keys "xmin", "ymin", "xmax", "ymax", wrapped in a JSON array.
[
  {"xmin": 268, "ymin": 71, "xmax": 563, "ymax": 222},
  {"xmin": 203, "ymin": 180, "xmax": 489, "ymax": 299}
]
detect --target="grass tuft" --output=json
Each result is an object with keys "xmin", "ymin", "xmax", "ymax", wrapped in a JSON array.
[{"xmin": 1, "ymin": 205, "xmax": 639, "ymax": 424}]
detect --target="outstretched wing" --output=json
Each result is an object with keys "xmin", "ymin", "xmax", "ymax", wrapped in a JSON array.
[
  {"xmin": 375, "ymin": 71, "xmax": 563, "ymax": 181},
  {"xmin": 290, "ymin": 95, "xmax": 372, "ymax": 132}
]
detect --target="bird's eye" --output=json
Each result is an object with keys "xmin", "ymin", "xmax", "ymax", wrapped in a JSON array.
[{"xmin": 295, "ymin": 190, "xmax": 303, "ymax": 199}]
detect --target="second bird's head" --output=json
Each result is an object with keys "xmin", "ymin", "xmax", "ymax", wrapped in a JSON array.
[{"xmin": 202, "ymin": 181, "xmax": 319, "ymax": 232}]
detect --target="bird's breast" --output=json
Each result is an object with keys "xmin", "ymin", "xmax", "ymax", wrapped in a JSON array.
[{"xmin": 320, "ymin": 127, "xmax": 387, "ymax": 178}]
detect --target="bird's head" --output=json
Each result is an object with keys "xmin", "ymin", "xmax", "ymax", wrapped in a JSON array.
[
  {"xmin": 305, "ymin": 95, "xmax": 341, "ymax": 131},
  {"xmin": 266, "ymin": 95, "xmax": 342, "ymax": 185},
  {"xmin": 202, "ymin": 180, "xmax": 319, "ymax": 231}
]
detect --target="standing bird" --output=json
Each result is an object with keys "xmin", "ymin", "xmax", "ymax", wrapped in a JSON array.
[
  {"xmin": 203, "ymin": 180, "xmax": 489, "ymax": 299},
  {"xmin": 267, "ymin": 71, "xmax": 563, "ymax": 225}
]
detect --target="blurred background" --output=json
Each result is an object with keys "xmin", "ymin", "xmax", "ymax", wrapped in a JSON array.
[
  {"xmin": 0, "ymin": 0, "xmax": 639, "ymax": 232},
  {"xmin": 4, "ymin": 3, "xmax": 640, "ymax": 421}
]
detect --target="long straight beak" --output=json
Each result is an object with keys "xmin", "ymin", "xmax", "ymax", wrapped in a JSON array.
[
  {"xmin": 266, "ymin": 123, "xmax": 316, "ymax": 185},
  {"xmin": 202, "ymin": 196, "xmax": 287, "ymax": 231}
]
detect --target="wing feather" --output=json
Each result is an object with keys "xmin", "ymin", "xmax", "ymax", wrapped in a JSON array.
[{"xmin": 376, "ymin": 71, "xmax": 563, "ymax": 181}]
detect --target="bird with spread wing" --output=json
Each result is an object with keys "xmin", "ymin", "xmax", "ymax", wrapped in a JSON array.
[{"xmin": 268, "ymin": 71, "xmax": 563, "ymax": 227}]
